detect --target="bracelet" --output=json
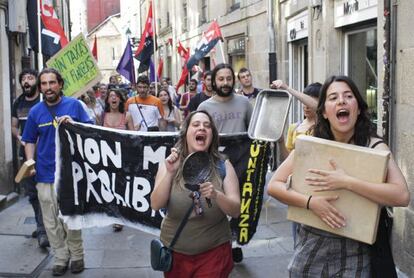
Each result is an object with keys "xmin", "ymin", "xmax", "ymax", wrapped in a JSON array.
[{"xmin": 306, "ymin": 195, "xmax": 313, "ymax": 210}]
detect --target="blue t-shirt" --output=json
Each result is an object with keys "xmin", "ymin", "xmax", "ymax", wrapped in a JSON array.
[{"xmin": 22, "ymin": 96, "xmax": 92, "ymax": 183}]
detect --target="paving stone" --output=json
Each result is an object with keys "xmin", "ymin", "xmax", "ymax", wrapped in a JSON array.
[{"xmin": 0, "ymin": 234, "xmax": 49, "ymax": 275}]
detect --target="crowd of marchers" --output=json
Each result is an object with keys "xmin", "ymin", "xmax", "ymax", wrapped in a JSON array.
[{"xmin": 11, "ymin": 63, "xmax": 409, "ymax": 277}]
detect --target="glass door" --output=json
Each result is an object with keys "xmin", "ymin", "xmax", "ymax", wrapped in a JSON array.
[
  {"xmin": 345, "ymin": 27, "xmax": 378, "ymax": 123},
  {"xmin": 288, "ymin": 39, "xmax": 308, "ymax": 124}
]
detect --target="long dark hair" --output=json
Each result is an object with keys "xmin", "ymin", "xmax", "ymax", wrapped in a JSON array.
[
  {"xmin": 173, "ymin": 110, "xmax": 223, "ymax": 186},
  {"xmin": 157, "ymin": 88, "xmax": 173, "ymax": 117},
  {"xmin": 175, "ymin": 110, "xmax": 221, "ymax": 161},
  {"xmin": 313, "ymin": 75, "xmax": 377, "ymax": 147},
  {"xmin": 104, "ymin": 88, "xmax": 126, "ymax": 113}
]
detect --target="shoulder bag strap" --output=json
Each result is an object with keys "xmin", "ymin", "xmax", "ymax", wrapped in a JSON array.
[
  {"xmin": 135, "ymin": 97, "xmax": 149, "ymax": 128},
  {"xmin": 168, "ymin": 203, "xmax": 194, "ymax": 249},
  {"xmin": 44, "ymin": 102, "xmax": 58, "ymax": 128},
  {"xmin": 371, "ymin": 140, "xmax": 385, "ymax": 149}
]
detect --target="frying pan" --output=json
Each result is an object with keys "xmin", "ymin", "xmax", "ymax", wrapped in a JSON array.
[{"xmin": 182, "ymin": 151, "xmax": 212, "ymax": 207}]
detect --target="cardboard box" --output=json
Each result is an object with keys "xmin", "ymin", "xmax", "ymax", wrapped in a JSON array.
[
  {"xmin": 287, "ymin": 135, "xmax": 389, "ymax": 244},
  {"xmin": 15, "ymin": 159, "xmax": 35, "ymax": 183}
]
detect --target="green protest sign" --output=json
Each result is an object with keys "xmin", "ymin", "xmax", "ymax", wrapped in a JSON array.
[{"xmin": 46, "ymin": 34, "xmax": 102, "ymax": 98}]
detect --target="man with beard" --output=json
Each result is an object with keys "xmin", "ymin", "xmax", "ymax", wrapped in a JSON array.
[
  {"xmin": 198, "ymin": 63, "xmax": 253, "ymax": 133},
  {"xmin": 188, "ymin": 71, "xmax": 213, "ymax": 112},
  {"xmin": 12, "ymin": 69, "xmax": 49, "ymax": 248},
  {"xmin": 22, "ymin": 68, "xmax": 92, "ymax": 276}
]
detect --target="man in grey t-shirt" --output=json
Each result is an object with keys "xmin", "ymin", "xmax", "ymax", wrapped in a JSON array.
[{"xmin": 198, "ymin": 63, "xmax": 252, "ymax": 133}]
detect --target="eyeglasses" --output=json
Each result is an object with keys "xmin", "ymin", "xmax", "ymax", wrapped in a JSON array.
[{"xmin": 189, "ymin": 191, "xmax": 203, "ymax": 216}]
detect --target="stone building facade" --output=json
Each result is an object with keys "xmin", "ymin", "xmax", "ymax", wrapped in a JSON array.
[{"xmin": 147, "ymin": 0, "xmax": 271, "ymax": 92}]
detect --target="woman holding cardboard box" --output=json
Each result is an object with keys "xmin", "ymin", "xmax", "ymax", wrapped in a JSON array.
[{"xmin": 267, "ymin": 75, "xmax": 409, "ymax": 277}]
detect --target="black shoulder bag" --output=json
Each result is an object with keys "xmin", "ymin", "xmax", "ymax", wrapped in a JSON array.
[
  {"xmin": 150, "ymin": 203, "xmax": 194, "ymax": 272},
  {"xmin": 370, "ymin": 140, "xmax": 398, "ymax": 278}
]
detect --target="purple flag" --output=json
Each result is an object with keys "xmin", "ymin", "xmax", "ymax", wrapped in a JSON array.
[
  {"xmin": 116, "ymin": 39, "xmax": 136, "ymax": 84},
  {"xmin": 149, "ymin": 59, "xmax": 156, "ymax": 82}
]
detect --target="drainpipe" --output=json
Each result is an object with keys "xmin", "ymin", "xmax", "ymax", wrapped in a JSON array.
[
  {"xmin": 382, "ymin": 0, "xmax": 397, "ymax": 150},
  {"xmin": 268, "ymin": 0, "xmax": 277, "ymax": 82}
]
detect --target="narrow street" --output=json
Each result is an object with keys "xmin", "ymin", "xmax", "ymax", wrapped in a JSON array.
[{"xmin": 0, "ymin": 174, "xmax": 294, "ymax": 278}]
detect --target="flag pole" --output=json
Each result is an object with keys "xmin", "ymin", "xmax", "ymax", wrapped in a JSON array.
[
  {"xmin": 219, "ymin": 40, "xmax": 226, "ymax": 64},
  {"xmin": 152, "ymin": 0, "xmax": 158, "ymax": 96},
  {"xmin": 37, "ymin": 0, "xmax": 44, "ymax": 70},
  {"xmin": 214, "ymin": 19, "xmax": 226, "ymax": 64}
]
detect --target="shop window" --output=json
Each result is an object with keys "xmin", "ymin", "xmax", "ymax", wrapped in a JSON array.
[{"xmin": 346, "ymin": 28, "xmax": 377, "ymax": 123}]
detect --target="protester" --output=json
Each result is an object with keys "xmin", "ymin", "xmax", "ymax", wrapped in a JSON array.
[
  {"xmin": 198, "ymin": 63, "xmax": 253, "ymax": 262},
  {"xmin": 96, "ymin": 83, "xmax": 108, "ymax": 111},
  {"xmin": 279, "ymin": 82, "xmax": 322, "ymax": 160},
  {"xmin": 103, "ymin": 87, "xmax": 135, "ymax": 231},
  {"xmin": 11, "ymin": 68, "xmax": 49, "ymax": 248},
  {"xmin": 267, "ymin": 75, "xmax": 410, "ymax": 277},
  {"xmin": 161, "ymin": 77, "xmax": 179, "ymax": 106},
  {"xmin": 109, "ymin": 74, "xmax": 120, "ymax": 85},
  {"xmin": 188, "ymin": 71, "xmax": 213, "ymax": 112},
  {"xmin": 237, "ymin": 67, "xmax": 261, "ymax": 107},
  {"xmin": 157, "ymin": 88, "xmax": 182, "ymax": 131},
  {"xmin": 79, "ymin": 89, "xmax": 103, "ymax": 125},
  {"xmin": 179, "ymin": 78, "xmax": 198, "ymax": 118},
  {"xmin": 126, "ymin": 75, "xmax": 166, "ymax": 131},
  {"xmin": 103, "ymin": 88, "xmax": 135, "ymax": 131},
  {"xmin": 198, "ymin": 63, "xmax": 253, "ymax": 134},
  {"xmin": 151, "ymin": 110, "xmax": 240, "ymax": 277},
  {"xmin": 149, "ymin": 81, "xmax": 160, "ymax": 96},
  {"xmin": 22, "ymin": 68, "xmax": 93, "ymax": 276}
]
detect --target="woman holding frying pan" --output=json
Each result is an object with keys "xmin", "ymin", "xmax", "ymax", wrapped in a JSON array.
[{"xmin": 151, "ymin": 110, "xmax": 241, "ymax": 277}]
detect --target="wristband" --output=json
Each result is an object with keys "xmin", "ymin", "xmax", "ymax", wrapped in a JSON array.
[{"xmin": 306, "ymin": 195, "xmax": 313, "ymax": 210}]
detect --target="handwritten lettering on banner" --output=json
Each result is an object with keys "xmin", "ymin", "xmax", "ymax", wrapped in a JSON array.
[
  {"xmin": 47, "ymin": 34, "xmax": 102, "ymax": 98},
  {"xmin": 56, "ymin": 123, "xmax": 269, "ymax": 245}
]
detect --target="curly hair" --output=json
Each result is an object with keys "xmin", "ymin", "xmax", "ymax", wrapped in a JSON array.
[
  {"xmin": 313, "ymin": 75, "xmax": 378, "ymax": 147},
  {"xmin": 19, "ymin": 68, "xmax": 38, "ymax": 85}
]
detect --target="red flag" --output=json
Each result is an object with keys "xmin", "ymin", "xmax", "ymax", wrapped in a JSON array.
[
  {"xmin": 177, "ymin": 41, "xmax": 189, "ymax": 59},
  {"xmin": 157, "ymin": 58, "xmax": 164, "ymax": 80},
  {"xmin": 91, "ymin": 35, "xmax": 98, "ymax": 60},
  {"xmin": 175, "ymin": 41, "xmax": 190, "ymax": 90},
  {"xmin": 135, "ymin": 1, "xmax": 154, "ymax": 72},
  {"xmin": 186, "ymin": 20, "xmax": 223, "ymax": 70},
  {"xmin": 40, "ymin": 0, "xmax": 68, "ymax": 47},
  {"xmin": 176, "ymin": 67, "xmax": 189, "ymax": 91}
]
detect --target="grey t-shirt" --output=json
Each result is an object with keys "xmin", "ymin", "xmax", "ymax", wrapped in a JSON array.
[{"xmin": 198, "ymin": 93, "xmax": 253, "ymax": 133}]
